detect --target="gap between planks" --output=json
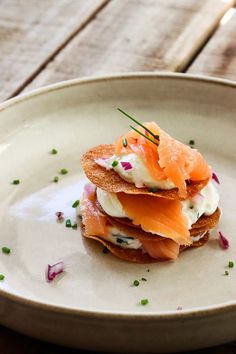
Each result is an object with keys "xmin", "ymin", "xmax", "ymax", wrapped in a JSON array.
[
  {"xmin": 8, "ymin": 0, "xmax": 111, "ymax": 100},
  {"xmin": 184, "ymin": 3, "xmax": 236, "ymax": 73}
]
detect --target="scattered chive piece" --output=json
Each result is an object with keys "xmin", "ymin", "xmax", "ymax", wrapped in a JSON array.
[
  {"xmin": 228, "ymin": 261, "xmax": 234, "ymax": 268},
  {"xmin": 0, "ymin": 274, "xmax": 4, "ymax": 281},
  {"xmin": 133, "ymin": 280, "xmax": 140, "ymax": 287},
  {"xmin": 72, "ymin": 223, "xmax": 78, "ymax": 230},
  {"xmin": 117, "ymin": 108, "xmax": 159, "ymax": 141},
  {"xmin": 50, "ymin": 148, "xmax": 58, "ymax": 155},
  {"xmin": 72, "ymin": 200, "xmax": 80, "ymax": 208},
  {"xmin": 141, "ymin": 277, "xmax": 147, "ymax": 281},
  {"xmin": 53, "ymin": 176, "xmax": 59, "ymax": 183},
  {"xmin": 60, "ymin": 168, "xmax": 68, "ymax": 175},
  {"xmin": 65, "ymin": 219, "xmax": 72, "ymax": 228},
  {"xmin": 140, "ymin": 299, "xmax": 149, "ymax": 305},
  {"xmin": 189, "ymin": 139, "xmax": 195, "ymax": 146},
  {"xmin": 122, "ymin": 138, "xmax": 128, "ymax": 147},
  {"xmin": 149, "ymin": 187, "xmax": 159, "ymax": 193},
  {"xmin": 112, "ymin": 160, "xmax": 119, "ymax": 167},
  {"xmin": 12, "ymin": 179, "xmax": 20, "ymax": 185},
  {"xmin": 130, "ymin": 125, "xmax": 159, "ymax": 147},
  {"xmin": 103, "ymin": 246, "xmax": 109, "ymax": 254},
  {"xmin": 2, "ymin": 247, "xmax": 11, "ymax": 254},
  {"xmin": 225, "ymin": 270, "xmax": 229, "ymax": 276}
]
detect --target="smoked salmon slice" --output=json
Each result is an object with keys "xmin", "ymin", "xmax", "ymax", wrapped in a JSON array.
[
  {"xmin": 81, "ymin": 184, "xmax": 108, "ymax": 237},
  {"xmin": 141, "ymin": 238, "xmax": 180, "ymax": 260},
  {"xmin": 117, "ymin": 192, "xmax": 192, "ymax": 246},
  {"xmin": 114, "ymin": 122, "xmax": 211, "ymax": 198},
  {"xmin": 81, "ymin": 184, "xmax": 182, "ymax": 260}
]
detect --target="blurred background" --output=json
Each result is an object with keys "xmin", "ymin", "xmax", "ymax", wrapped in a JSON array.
[{"xmin": 0, "ymin": 0, "xmax": 235, "ymax": 103}]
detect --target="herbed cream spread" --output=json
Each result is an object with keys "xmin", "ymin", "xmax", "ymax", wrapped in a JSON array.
[{"xmin": 96, "ymin": 153, "xmax": 175, "ymax": 189}]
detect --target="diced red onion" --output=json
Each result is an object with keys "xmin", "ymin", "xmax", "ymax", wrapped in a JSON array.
[
  {"xmin": 219, "ymin": 231, "xmax": 229, "ymax": 250},
  {"xmin": 212, "ymin": 172, "xmax": 220, "ymax": 184},
  {"xmin": 55, "ymin": 211, "xmax": 64, "ymax": 221},
  {"xmin": 121, "ymin": 161, "xmax": 132, "ymax": 171},
  {"xmin": 46, "ymin": 261, "xmax": 65, "ymax": 282}
]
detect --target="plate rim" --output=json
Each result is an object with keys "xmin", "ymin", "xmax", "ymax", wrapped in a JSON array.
[{"xmin": 0, "ymin": 71, "xmax": 236, "ymax": 321}]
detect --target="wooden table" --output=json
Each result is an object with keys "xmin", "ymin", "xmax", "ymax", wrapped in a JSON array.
[{"xmin": 0, "ymin": 1, "xmax": 236, "ymax": 353}]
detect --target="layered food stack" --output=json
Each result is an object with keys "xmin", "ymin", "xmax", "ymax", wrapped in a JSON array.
[{"xmin": 80, "ymin": 110, "xmax": 220, "ymax": 263}]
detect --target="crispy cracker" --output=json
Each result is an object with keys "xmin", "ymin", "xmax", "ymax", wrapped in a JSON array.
[
  {"xmin": 81, "ymin": 225, "xmax": 210, "ymax": 263},
  {"xmin": 80, "ymin": 144, "xmax": 209, "ymax": 200}
]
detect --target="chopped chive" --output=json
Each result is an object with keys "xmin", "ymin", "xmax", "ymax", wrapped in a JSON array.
[
  {"xmin": 116, "ymin": 237, "xmax": 127, "ymax": 244},
  {"xmin": 0, "ymin": 274, "xmax": 5, "ymax": 281},
  {"xmin": 53, "ymin": 176, "xmax": 59, "ymax": 183},
  {"xmin": 133, "ymin": 280, "xmax": 140, "ymax": 287},
  {"xmin": 112, "ymin": 160, "xmax": 119, "ymax": 167},
  {"xmin": 189, "ymin": 139, "xmax": 195, "ymax": 146},
  {"xmin": 72, "ymin": 200, "xmax": 80, "ymax": 208},
  {"xmin": 130, "ymin": 125, "xmax": 159, "ymax": 147},
  {"xmin": 140, "ymin": 298, "xmax": 149, "ymax": 305},
  {"xmin": 224, "ymin": 270, "xmax": 229, "ymax": 276},
  {"xmin": 60, "ymin": 168, "xmax": 68, "ymax": 175},
  {"xmin": 122, "ymin": 138, "xmax": 128, "ymax": 147},
  {"xmin": 50, "ymin": 148, "xmax": 58, "ymax": 155},
  {"xmin": 65, "ymin": 219, "xmax": 72, "ymax": 228},
  {"xmin": 72, "ymin": 223, "xmax": 78, "ymax": 230},
  {"xmin": 103, "ymin": 246, "xmax": 109, "ymax": 254},
  {"xmin": 228, "ymin": 261, "xmax": 234, "ymax": 268},
  {"xmin": 2, "ymin": 247, "xmax": 11, "ymax": 254},
  {"xmin": 141, "ymin": 277, "xmax": 147, "ymax": 281},
  {"xmin": 117, "ymin": 108, "xmax": 159, "ymax": 141},
  {"xmin": 149, "ymin": 186, "xmax": 159, "ymax": 193},
  {"xmin": 12, "ymin": 179, "xmax": 20, "ymax": 185}
]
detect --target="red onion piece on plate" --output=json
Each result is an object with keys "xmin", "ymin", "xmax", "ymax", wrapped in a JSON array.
[
  {"xmin": 219, "ymin": 231, "xmax": 229, "ymax": 250},
  {"xmin": 46, "ymin": 261, "xmax": 65, "ymax": 282},
  {"xmin": 55, "ymin": 211, "xmax": 64, "ymax": 221}
]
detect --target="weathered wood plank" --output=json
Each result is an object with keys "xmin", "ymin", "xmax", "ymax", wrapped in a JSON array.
[
  {"xmin": 24, "ymin": 0, "xmax": 234, "ymax": 93},
  {"xmin": 0, "ymin": 0, "xmax": 109, "ymax": 102},
  {"xmin": 188, "ymin": 8, "xmax": 236, "ymax": 80}
]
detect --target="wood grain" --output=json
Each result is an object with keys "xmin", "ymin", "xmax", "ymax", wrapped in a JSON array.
[
  {"xmin": 188, "ymin": 8, "xmax": 236, "ymax": 80},
  {"xmin": 0, "ymin": 0, "xmax": 109, "ymax": 102},
  {"xmin": 24, "ymin": 0, "xmax": 234, "ymax": 93}
]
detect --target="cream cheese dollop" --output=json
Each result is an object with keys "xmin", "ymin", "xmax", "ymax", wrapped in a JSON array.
[
  {"xmin": 96, "ymin": 188, "xmax": 126, "ymax": 217},
  {"xmin": 96, "ymin": 153, "xmax": 175, "ymax": 189}
]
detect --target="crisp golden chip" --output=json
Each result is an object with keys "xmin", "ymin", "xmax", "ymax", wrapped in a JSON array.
[
  {"xmin": 81, "ymin": 225, "xmax": 209, "ymax": 263},
  {"xmin": 80, "ymin": 144, "xmax": 209, "ymax": 200}
]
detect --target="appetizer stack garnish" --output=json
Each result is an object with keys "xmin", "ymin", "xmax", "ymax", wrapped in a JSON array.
[{"xmin": 80, "ymin": 110, "xmax": 220, "ymax": 263}]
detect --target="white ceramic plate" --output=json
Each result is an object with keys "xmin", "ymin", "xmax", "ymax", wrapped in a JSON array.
[{"xmin": 0, "ymin": 73, "xmax": 235, "ymax": 353}]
